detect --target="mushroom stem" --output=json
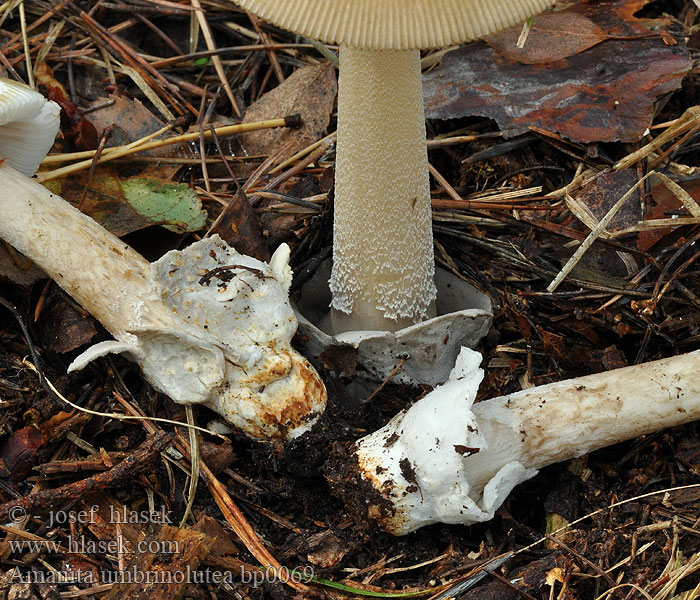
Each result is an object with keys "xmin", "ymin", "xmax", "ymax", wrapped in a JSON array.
[
  {"xmin": 344, "ymin": 347, "xmax": 700, "ymax": 535},
  {"xmin": 0, "ymin": 162, "xmax": 165, "ymax": 335},
  {"xmin": 0, "ymin": 161, "xmax": 326, "ymax": 440},
  {"xmin": 328, "ymin": 47, "xmax": 437, "ymax": 333}
]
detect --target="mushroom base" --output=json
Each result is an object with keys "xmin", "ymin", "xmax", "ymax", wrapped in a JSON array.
[
  {"xmin": 340, "ymin": 347, "xmax": 700, "ymax": 535},
  {"xmin": 294, "ymin": 259, "xmax": 492, "ymax": 388}
]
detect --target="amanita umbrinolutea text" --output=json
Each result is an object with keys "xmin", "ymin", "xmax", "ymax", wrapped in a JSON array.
[
  {"xmin": 0, "ymin": 77, "xmax": 326, "ymax": 441},
  {"xmin": 231, "ymin": 0, "xmax": 555, "ymax": 333}
]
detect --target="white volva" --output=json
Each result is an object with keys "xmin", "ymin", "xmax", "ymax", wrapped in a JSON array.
[
  {"xmin": 355, "ymin": 347, "xmax": 700, "ymax": 535},
  {"xmin": 0, "ymin": 78, "xmax": 325, "ymax": 440},
  {"xmin": 0, "ymin": 163, "xmax": 326, "ymax": 440}
]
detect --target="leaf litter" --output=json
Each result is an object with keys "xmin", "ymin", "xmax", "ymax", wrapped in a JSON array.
[{"xmin": 424, "ymin": 0, "xmax": 692, "ymax": 142}]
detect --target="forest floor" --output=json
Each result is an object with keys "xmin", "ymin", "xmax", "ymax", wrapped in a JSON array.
[{"xmin": 2, "ymin": 0, "xmax": 700, "ymax": 598}]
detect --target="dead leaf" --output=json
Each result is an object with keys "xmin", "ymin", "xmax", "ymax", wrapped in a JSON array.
[
  {"xmin": 36, "ymin": 63, "xmax": 98, "ymax": 151},
  {"xmin": 0, "ymin": 243, "xmax": 45, "ymax": 286},
  {"xmin": 86, "ymin": 95, "xmax": 191, "ymax": 179},
  {"xmin": 36, "ymin": 294, "xmax": 98, "ymax": 354},
  {"xmin": 602, "ymin": 345, "xmax": 628, "ymax": 370},
  {"xmin": 0, "ymin": 426, "xmax": 47, "ymax": 482},
  {"xmin": 424, "ymin": 36, "xmax": 690, "ymax": 143},
  {"xmin": 638, "ymin": 177, "xmax": 700, "ymax": 251},
  {"xmin": 571, "ymin": 171, "xmax": 700, "ymax": 252},
  {"xmin": 575, "ymin": 171, "xmax": 642, "ymax": 233},
  {"xmin": 43, "ymin": 170, "xmax": 206, "ymax": 236},
  {"xmin": 239, "ymin": 61, "xmax": 336, "ymax": 161},
  {"xmin": 194, "ymin": 514, "xmax": 239, "ymax": 556},
  {"xmin": 484, "ymin": 13, "xmax": 608, "ymax": 64},
  {"xmin": 573, "ymin": 0, "xmax": 665, "ymax": 37},
  {"xmin": 209, "ymin": 191, "xmax": 270, "ymax": 261},
  {"xmin": 306, "ymin": 531, "xmax": 347, "ymax": 568}
]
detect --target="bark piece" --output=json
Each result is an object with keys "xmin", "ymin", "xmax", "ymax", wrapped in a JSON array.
[{"xmin": 424, "ymin": 38, "xmax": 691, "ymax": 143}]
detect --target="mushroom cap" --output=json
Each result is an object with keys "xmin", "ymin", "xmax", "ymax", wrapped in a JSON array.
[
  {"xmin": 231, "ymin": 0, "xmax": 556, "ymax": 50},
  {"xmin": 0, "ymin": 77, "xmax": 60, "ymax": 177}
]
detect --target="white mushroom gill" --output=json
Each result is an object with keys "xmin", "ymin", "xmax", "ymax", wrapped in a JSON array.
[{"xmin": 0, "ymin": 77, "xmax": 60, "ymax": 177}]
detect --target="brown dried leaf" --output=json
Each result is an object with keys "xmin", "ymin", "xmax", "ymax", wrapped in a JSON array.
[
  {"xmin": 208, "ymin": 192, "xmax": 270, "ymax": 261},
  {"xmin": 85, "ymin": 95, "xmax": 190, "ymax": 179},
  {"xmin": 602, "ymin": 345, "xmax": 628, "ymax": 370},
  {"xmin": 306, "ymin": 531, "xmax": 347, "ymax": 568},
  {"xmin": 575, "ymin": 171, "xmax": 642, "ymax": 233},
  {"xmin": 638, "ymin": 177, "xmax": 700, "ymax": 251},
  {"xmin": 0, "ymin": 426, "xmax": 47, "ymax": 482},
  {"xmin": 572, "ymin": 171, "xmax": 700, "ymax": 252},
  {"xmin": 194, "ymin": 514, "xmax": 239, "ymax": 556},
  {"xmin": 424, "ymin": 37, "xmax": 690, "ymax": 143},
  {"xmin": 484, "ymin": 13, "xmax": 607, "ymax": 64},
  {"xmin": 36, "ymin": 63, "xmax": 98, "ymax": 151},
  {"xmin": 240, "ymin": 61, "xmax": 336, "ymax": 161},
  {"xmin": 36, "ymin": 295, "xmax": 98, "ymax": 354},
  {"xmin": 573, "ymin": 0, "xmax": 664, "ymax": 36}
]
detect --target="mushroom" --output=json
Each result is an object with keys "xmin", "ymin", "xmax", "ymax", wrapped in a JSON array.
[
  {"xmin": 0, "ymin": 77, "xmax": 60, "ymax": 176},
  {"xmin": 0, "ymin": 79, "xmax": 326, "ymax": 441},
  {"xmin": 330, "ymin": 347, "xmax": 700, "ymax": 535},
  {"xmin": 230, "ymin": 0, "xmax": 555, "ymax": 333}
]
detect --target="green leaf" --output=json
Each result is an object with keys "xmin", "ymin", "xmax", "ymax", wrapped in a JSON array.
[{"xmin": 120, "ymin": 177, "xmax": 206, "ymax": 233}]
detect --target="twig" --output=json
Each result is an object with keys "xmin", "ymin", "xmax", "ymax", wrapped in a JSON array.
[
  {"xmin": 37, "ymin": 117, "xmax": 300, "ymax": 182},
  {"xmin": 0, "ymin": 432, "xmax": 172, "ymax": 522}
]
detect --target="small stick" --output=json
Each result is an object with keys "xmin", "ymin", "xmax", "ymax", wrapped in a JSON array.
[
  {"xmin": 0, "ymin": 432, "xmax": 171, "ymax": 522},
  {"xmin": 78, "ymin": 125, "xmax": 112, "ymax": 211},
  {"xmin": 37, "ymin": 116, "xmax": 300, "ymax": 182},
  {"xmin": 191, "ymin": 0, "xmax": 241, "ymax": 116}
]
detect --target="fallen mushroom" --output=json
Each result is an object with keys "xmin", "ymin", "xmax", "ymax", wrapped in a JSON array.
[
  {"xmin": 231, "ymin": 0, "xmax": 555, "ymax": 333},
  {"xmin": 329, "ymin": 347, "xmax": 700, "ymax": 535},
  {"xmin": 0, "ymin": 82, "xmax": 326, "ymax": 440}
]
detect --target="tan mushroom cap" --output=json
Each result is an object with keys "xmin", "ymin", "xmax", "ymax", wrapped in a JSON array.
[{"xmin": 232, "ymin": 0, "xmax": 555, "ymax": 50}]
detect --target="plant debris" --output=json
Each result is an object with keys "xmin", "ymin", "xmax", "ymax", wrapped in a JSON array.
[{"xmin": 424, "ymin": 1, "xmax": 692, "ymax": 142}]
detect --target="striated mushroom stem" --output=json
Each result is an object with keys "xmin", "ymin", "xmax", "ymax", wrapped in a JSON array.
[
  {"xmin": 0, "ymin": 162, "xmax": 326, "ymax": 440},
  {"xmin": 328, "ymin": 47, "xmax": 437, "ymax": 334},
  {"xmin": 342, "ymin": 347, "xmax": 700, "ymax": 535}
]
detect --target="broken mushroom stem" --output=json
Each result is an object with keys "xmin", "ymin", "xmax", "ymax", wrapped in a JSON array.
[
  {"xmin": 338, "ymin": 347, "xmax": 700, "ymax": 535},
  {"xmin": 0, "ymin": 161, "xmax": 326, "ymax": 440}
]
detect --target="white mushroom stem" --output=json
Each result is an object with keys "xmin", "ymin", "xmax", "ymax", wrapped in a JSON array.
[
  {"xmin": 328, "ymin": 47, "xmax": 436, "ymax": 334},
  {"xmin": 0, "ymin": 162, "xmax": 326, "ymax": 440},
  {"xmin": 351, "ymin": 347, "xmax": 700, "ymax": 535}
]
